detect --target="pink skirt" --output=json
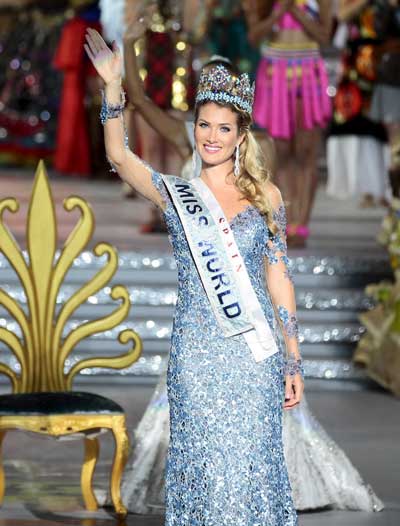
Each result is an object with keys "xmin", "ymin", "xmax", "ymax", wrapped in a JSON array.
[{"xmin": 253, "ymin": 45, "xmax": 332, "ymax": 139}]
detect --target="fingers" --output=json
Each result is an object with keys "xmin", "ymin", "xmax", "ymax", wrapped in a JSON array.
[
  {"xmin": 85, "ymin": 31, "xmax": 101, "ymax": 58},
  {"xmin": 283, "ymin": 376, "xmax": 295, "ymax": 409},
  {"xmin": 85, "ymin": 28, "xmax": 117, "ymax": 62},
  {"xmin": 283, "ymin": 374, "xmax": 304, "ymax": 410},
  {"xmin": 84, "ymin": 43, "xmax": 95, "ymax": 63},
  {"xmin": 84, "ymin": 34, "xmax": 100, "ymax": 61},
  {"xmin": 112, "ymin": 40, "xmax": 121, "ymax": 55},
  {"xmin": 284, "ymin": 375, "xmax": 293, "ymax": 399},
  {"xmin": 284, "ymin": 394, "xmax": 298, "ymax": 409},
  {"xmin": 87, "ymin": 28, "xmax": 107, "ymax": 52}
]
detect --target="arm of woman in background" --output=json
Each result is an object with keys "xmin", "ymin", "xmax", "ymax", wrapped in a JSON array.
[
  {"xmin": 264, "ymin": 183, "xmax": 305, "ymax": 409},
  {"xmin": 84, "ymin": 28, "xmax": 164, "ymax": 207},
  {"xmin": 244, "ymin": 0, "xmax": 292, "ymax": 46},
  {"xmin": 182, "ymin": 0, "xmax": 213, "ymax": 45},
  {"xmin": 289, "ymin": 0, "xmax": 332, "ymax": 45},
  {"xmin": 337, "ymin": 0, "xmax": 368, "ymax": 22},
  {"xmin": 123, "ymin": 0, "xmax": 191, "ymax": 161}
]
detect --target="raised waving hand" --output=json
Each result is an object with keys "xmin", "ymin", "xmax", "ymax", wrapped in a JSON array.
[
  {"xmin": 84, "ymin": 28, "xmax": 122, "ymax": 85},
  {"xmin": 83, "ymin": 27, "xmax": 165, "ymax": 208}
]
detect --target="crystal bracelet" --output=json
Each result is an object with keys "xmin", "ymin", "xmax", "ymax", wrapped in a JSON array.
[
  {"xmin": 99, "ymin": 88, "xmax": 129, "ymax": 172},
  {"xmin": 284, "ymin": 354, "xmax": 305, "ymax": 378},
  {"xmin": 100, "ymin": 88, "xmax": 126, "ymax": 125}
]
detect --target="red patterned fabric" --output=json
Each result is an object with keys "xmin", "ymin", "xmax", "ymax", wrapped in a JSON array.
[{"xmin": 144, "ymin": 31, "xmax": 174, "ymax": 109}]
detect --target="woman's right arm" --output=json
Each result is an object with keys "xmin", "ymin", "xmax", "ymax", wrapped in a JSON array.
[{"xmin": 85, "ymin": 28, "xmax": 164, "ymax": 208}]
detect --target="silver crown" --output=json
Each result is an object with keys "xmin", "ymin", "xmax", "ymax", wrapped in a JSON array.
[{"xmin": 195, "ymin": 65, "xmax": 255, "ymax": 115}]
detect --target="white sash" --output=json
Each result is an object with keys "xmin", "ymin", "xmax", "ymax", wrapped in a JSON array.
[{"xmin": 161, "ymin": 174, "xmax": 278, "ymax": 362}]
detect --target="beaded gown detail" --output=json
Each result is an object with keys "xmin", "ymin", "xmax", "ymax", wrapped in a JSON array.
[
  {"xmin": 121, "ymin": 372, "xmax": 384, "ymax": 514},
  {"xmin": 150, "ymin": 170, "xmax": 297, "ymax": 525}
]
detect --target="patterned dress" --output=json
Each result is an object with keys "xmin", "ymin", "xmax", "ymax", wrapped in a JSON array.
[{"xmin": 152, "ymin": 170, "xmax": 298, "ymax": 526}]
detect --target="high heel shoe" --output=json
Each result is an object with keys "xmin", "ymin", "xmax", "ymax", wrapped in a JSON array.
[{"xmin": 287, "ymin": 224, "xmax": 309, "ymax": 248}]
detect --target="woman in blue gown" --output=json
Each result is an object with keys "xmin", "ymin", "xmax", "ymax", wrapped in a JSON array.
[
  {"xmin": 152, "ymin": 165, "xmax": 298, "ymax": 524},
  {"xmin": 85, "ymin": 27, "xmax": 304, "ymax": 525}
]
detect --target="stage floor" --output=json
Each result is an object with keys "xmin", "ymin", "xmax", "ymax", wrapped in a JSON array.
[{"xmin": 0, "ymin": 387, "xmax": 399, "ymax": 526}]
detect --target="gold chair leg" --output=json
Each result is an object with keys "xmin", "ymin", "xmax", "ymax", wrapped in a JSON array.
[
  {"xmin": 110, "ymin": 417, "xmax": 130, "ymax": 516},
  {"xmin": 0, "ymin": 431, "xmax": 6, "ymax": 504},
  {"xmin": 81, "ymin": 437, "xmax": 99, "ymax": 511}
]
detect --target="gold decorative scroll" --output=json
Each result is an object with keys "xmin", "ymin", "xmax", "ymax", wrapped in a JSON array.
[{"xmin": 0, "ymin": 160, "xmax": 142, "ymax": 393}]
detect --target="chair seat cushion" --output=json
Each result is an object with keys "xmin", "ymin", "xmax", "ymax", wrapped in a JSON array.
[{"xmin": 0, "ymin": 392, "xmax": 124, "ymax": 416}]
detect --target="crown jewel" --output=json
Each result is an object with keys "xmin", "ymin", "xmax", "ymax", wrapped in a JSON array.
[{"xmin": 195, "ymin": 65, "xmax": 255, "ymax": 115}]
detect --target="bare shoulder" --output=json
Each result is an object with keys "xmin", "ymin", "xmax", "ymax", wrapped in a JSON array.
[{"xmin": 265, "ymin": 181, "xmax": 283, "ymax": 209}]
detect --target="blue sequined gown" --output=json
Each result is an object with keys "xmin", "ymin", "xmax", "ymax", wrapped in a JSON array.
[{"xmin": 152, "ymin": 170, "xmax": 297, "ymax": 526}]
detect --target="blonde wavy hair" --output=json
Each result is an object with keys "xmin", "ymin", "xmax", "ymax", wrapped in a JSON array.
[{"xmin": 195, "ymin": 101, "xmax": 278, "ymax": 234}]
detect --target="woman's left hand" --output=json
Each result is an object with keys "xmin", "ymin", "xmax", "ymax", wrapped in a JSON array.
[{"xmin": 283, "ymin": 373, "xmax": 304, "ymax": 409}]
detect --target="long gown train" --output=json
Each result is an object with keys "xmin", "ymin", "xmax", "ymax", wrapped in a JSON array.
[{"xmin": 121, "ymin": 370, "xmax": 383, "ymax": 513}]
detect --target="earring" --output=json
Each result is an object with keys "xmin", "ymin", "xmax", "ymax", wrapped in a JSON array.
[
  {"xmin": 192, "ymin": 147, "xmax": 197, "ymax": 175},
  {"xmin": 192, "ymin": 145, "xmax": 202, "ymax": 178},
  {"xmin": 234, "ymin": 145, "xmax": 240, "ymax": 176}
]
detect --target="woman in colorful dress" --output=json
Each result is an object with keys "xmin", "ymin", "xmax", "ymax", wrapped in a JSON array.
[
  {"xmin": 85, "ymin": 24, "xmax": 304, "ymax": 524},
  {"xmin": 245, "ymin": 0, "xmax": 332, "ymax": 246},
  {"xmin": 327, "ymin": 0, "xmax": 391, "ymax": 207},
  {"xmin": 370, "ymin": 0, "xmax": 400, "ymax": 198}
]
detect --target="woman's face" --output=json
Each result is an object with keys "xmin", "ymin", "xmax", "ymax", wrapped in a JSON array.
[{"xmin": 194, "ymin": 102, "xmax": 242, "ymax": 168}]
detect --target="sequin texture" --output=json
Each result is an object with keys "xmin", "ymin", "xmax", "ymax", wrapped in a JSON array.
[
  {"xmin": 284, "ymin": 352, "xmax": 305, "ymax": 377},
  {"xmin": 278, "ymin": 306, "xmax": 299, "ymax": 341},
  {"xmin": 265, "ymin": 205, "xmax": 294, "ymax": 282},
  {"xmin": 152, "ymin": 171, "xmax": 297, "ymax": 526}
]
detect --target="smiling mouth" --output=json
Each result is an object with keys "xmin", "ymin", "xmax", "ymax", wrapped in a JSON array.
[{"xmin": 203, "ymin": 144, "xmax": 222, "ymax": 153}]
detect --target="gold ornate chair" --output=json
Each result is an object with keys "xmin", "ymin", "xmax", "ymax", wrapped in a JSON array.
[{"xmin": 0, "ymin": 161, "xmax": 142, "ymax": 516}]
